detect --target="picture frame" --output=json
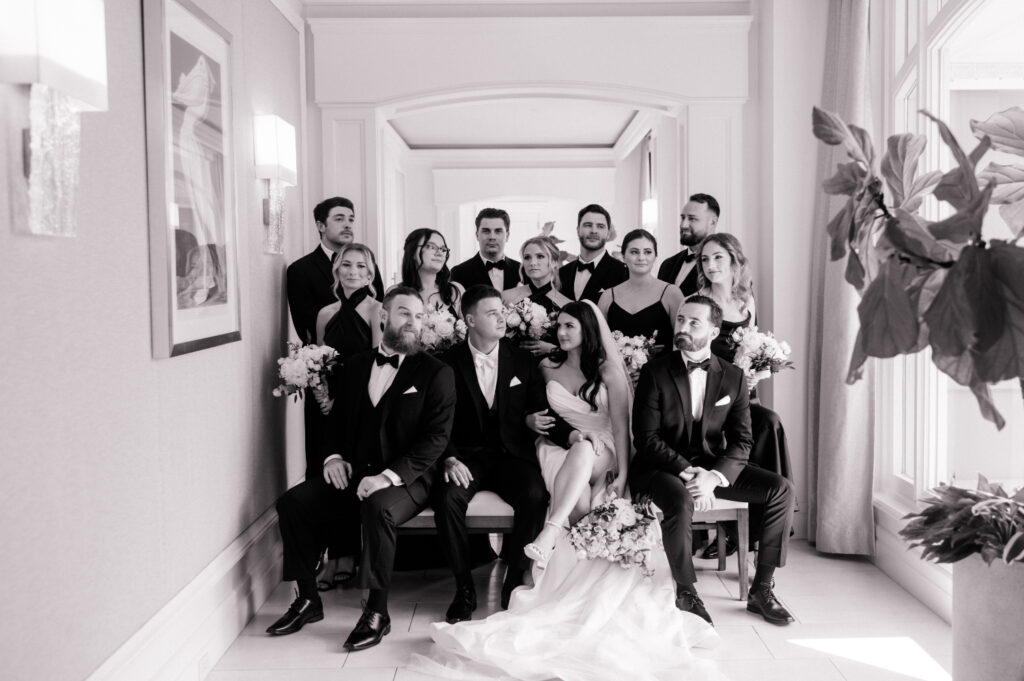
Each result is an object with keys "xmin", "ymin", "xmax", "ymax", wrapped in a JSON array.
[{"xmin": 143, "ymin": 0, "xmax": 241, "ymax": 357}]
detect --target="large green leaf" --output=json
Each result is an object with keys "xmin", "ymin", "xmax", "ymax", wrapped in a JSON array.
[
  {"xmin": 856, "ymin": 258, "xmax": 920, "ymax": 358},
  {"xmin": 823, "ymin": 161, "xmax": 867, "ymax": 196},
  {"xmin": 826, "ymin": 203, "xmax": 851, "ymax": 260},
  {"xmin": 812, "ymin": 106, "xmax": 849, "ymax": 145},
  {"xmin": 932, "ymin": 137, "xmax": 992, "ymax": 210},
  {"xmin": 978, "ymin": 163, "xmax": 1024, "ymax": 204},
  {"xmin": 883, "ymin": 210, "xmax": 958, "ymax": 265},
  {"xmin": 845, "ymin": 249, "xmax": 866, "ymax": 291},
  {"xmin": 849, "ymin": 124, "xmax": 875, "ymax": 166},
  {"xmin": 970, "ymin": 107, "xmax": 1024, "ymax": 157},
  {"xmin": 971, "ymin": 242, "xmax": 1024, "ymax": 383},
  {"xmin": 924, "ymin": 245, "xmax": 1005, "ymax": 356},
  {"xmin": 931, "ymin": 351, "xmax": 1007, "ymax": 429},
  {"xmin": 928, "ymin": 181, "xmax": 994, "ymax": 244},
  {"xmin": 881, "ymin": 133, "xmax": 928, "ymax": 207}
]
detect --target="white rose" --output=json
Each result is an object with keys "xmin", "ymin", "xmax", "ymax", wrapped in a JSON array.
[{"xmin": 435, "ymin": 320, "xmax": 454, "ymax": 337}]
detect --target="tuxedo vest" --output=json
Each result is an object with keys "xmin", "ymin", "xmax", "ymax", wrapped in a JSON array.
[{"xmin": 356, "ymin": 387, "xmax": 386, "ymax": 474}]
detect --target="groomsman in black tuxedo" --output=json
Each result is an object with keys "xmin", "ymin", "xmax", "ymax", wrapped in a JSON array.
[
  {"xmin": 630, "ymin": 296, "xmax": 795, "ymax": 626},
  {"xmin": 450, "ymin": 208, "xmax": 523, "ymax": 291},
  {"xmin": 434, "ymin": 285, "xmax": 575, "ymax": 623},
  {"xmin": 267, "ymin": 287, "xmax": 456, "ymax": 651},
  {"xmin": 657, "ymin": 193, "xmax": 720, "ymax": 296},
  {"xmin": 286, "ymin": 196, "xmax": 386, "ymax": 480},
  {"xmin": 558, "ymin": 203, "xmax": 628, "ymax": 304}
]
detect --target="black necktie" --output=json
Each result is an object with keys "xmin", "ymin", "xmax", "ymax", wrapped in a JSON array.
[
  {"xmin": 680, "ymin": 250, "xmax": 696, "ymax": 264},
  {"xmin": 375, "ymin": 351, "xmax": 399, "ymax": 369},
  {"xmin": 484, "ymin": 259, "xmax": 506, "ymax": 271},
  {"xmin": 577, "ymin": 261, "xmax": 596, "ymax": 274},
  {"xmin": 330, "ymin": 251, "xmax": 338, "ymax": 263},
  {"xmin": 686, "ymin": 358, "xmax": 711, "ymax": 372}
]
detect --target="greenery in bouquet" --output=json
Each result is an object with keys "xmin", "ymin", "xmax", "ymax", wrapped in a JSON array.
[
  {"xmin": 272, "ymin": 342, "xmax": 339, "ymax": 401},
  {"xmin": 812, "ymin": 105, "xmax": 1024, "ymax": 429},
  {"xmin": 420, "ymin": 305, "xmax": 467, "ymax": 353},
  {"xmin": 900, "ymin": 475, "xmax": 1024, "ymax": 566},
  {"xmin": 567, "ymin": 492, "xmax": 661, "ymax": 577},
  {"xmin": 731, "ymin": 326, "xmax": 794, "ymax": 386},
  {"xmin": 503, "ymin": 299, "xmax": 552, "ymax": 345}
]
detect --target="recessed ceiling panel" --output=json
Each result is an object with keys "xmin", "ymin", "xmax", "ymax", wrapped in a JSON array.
[{"xmin": 389, "ymin": 98, "xmax": 637, "ymax": 149}]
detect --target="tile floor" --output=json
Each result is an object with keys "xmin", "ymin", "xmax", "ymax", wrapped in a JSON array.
[{"xmin": 211, "ymin": 541, "xmax": 952, "ymax": 681}]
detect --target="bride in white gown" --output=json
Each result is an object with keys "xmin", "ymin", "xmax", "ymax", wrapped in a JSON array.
[{"xmin": 409, "ymin": 301, "xmax": 726, "ymax": 681}]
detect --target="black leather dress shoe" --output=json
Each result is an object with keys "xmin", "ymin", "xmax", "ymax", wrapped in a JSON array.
[
  {"xmin": 747, "ymin": 584, "xmax": 795, "ymax": 625},
  {"xmin": 343, "ymin": 608, "xmax": 391, "ymax": 651},
  {"xmin": 445, "ymin": 584, "xmax": 477, "ymax": 623},
  {"xmin": 266, "ymin": 596, "xmax": 323, "ymax": 635},
  {"xmin": 699, "ymin": 536, "xmax": 738, "ymax": 560},
  {"xmin": 675, "ymin": 589, "xmax": 714, "ymax": 626}
]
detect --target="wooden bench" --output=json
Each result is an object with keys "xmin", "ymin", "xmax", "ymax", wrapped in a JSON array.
[{"xmin": 398, "ymin": 491, "xmax": 750, "ymax": 600}]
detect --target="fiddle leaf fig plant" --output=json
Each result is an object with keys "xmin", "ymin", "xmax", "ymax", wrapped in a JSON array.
[{"xmin": 812, "ymin": 105, "xmax": 1024, "ymax": 429}]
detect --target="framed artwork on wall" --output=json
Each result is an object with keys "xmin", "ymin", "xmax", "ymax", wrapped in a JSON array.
[{"xmin": 143, "ymin": 0, "xmax": 240, "ymax": 357}]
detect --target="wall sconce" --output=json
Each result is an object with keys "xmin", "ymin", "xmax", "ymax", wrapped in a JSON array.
[
  {"xmin": 0, "ymin": 0, "xmax": 108, "ymax": 237},
  {"xmin": 253, "ymin": 114, "xmax": 297, "ymax": 254}
]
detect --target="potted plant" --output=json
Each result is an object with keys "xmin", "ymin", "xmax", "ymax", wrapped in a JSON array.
[{"xmin": 812, "ymin": 105, "xmax": 1024, "ymax": 681}]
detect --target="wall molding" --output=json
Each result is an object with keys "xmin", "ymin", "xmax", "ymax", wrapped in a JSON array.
[{"xmin": 85, "ymin": 508, "xmax": 282, "ymax": 681}]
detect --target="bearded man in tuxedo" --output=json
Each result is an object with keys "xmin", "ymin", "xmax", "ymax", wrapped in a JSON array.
[
  {"xmin": 267, "ymin": 286, "xmax": 456, "ymax": 651},
  {"xmin": 657, "ymin": 193, "xmax": 720, "ymax": 296},
  {"xmin": 629, "ymin": 296, "xmax": 795, "ymax": 627},
  {"xmin": 434, "ymin": 285, "xmax": 576, "ymax": 623}
]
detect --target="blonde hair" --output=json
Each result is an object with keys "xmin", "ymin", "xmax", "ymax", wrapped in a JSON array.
[
  {"xmin": 696, "ymin": 233, "xmax": 753, "ymax": 306},
  {"xmin": 332, "ymin": 243, "xmax": 378, "ymax": 300},
  {"xmin": 519, "ymin": 236, "xmax": 562, "ymax": 290}
]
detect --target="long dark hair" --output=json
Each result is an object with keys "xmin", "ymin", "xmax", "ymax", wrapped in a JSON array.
[
  {"xmin": 549, "ymin": 301, "xmax": 606, "ymax": 411},
  {"xmin": 401, "ymin": 228, "xmax": 460, "ymax": 310}
]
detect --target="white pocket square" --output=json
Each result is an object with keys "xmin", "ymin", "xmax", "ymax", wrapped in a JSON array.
[
  {"xmin": 714, "ymin": 395, "xmax": 731, "ymax": 407},
  {"xmin": 509, "ymin": 376, "xmax": 522, "ymax": 387},
  {"xmin": 403, "ymin": 386, "xmax": 418, "ymax": 395}
]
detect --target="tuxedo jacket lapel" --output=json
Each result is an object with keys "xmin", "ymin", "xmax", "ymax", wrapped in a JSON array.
[
  {"xmin": 455, "ymin": 343, "xmax": 489, "ymax": 427},
  {"xmin": 701, "ymin": 359, "xmax": 725, "ymax": 442},
  {"xmin": 668, "ymin": 354, "xmax": 694, "ymax": 442},
  {"xmin": 495, "ymin": 342, "xmax": 515, "ymax": 409},
  {"xmin": 314, "ymin": 247, "xmax": 334, "ymax": 287},
  {"xmin": 380, "ymin": 352, "xmax": 422, "ymax": 425},
  {"xmin": 502, "ymin": 259, "xmax": 521, "ymax": 289}
]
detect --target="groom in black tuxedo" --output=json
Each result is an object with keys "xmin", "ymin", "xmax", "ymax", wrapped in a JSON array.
[
  {"xmin": 435, "ymin": 285, "xmax": 575, "ymax": 622},
  {"xmin": 630, "ymin": 295, "xmax": 795, "ymax": 626},
  {"xmin": 656, "ymin": 193, "xmax": 719, "ymax": 296},
  {"xmin": 267, "ymin": 286, "xmax": 456, "ymax": 650},
  {"xmin": 558, "ymin": 203, "xmax": 628, "ymax": 304}
]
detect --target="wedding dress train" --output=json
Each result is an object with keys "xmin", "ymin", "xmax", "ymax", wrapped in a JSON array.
[{"xmin": 409, "ymin": 383, "xmax": 728, "ymax": 681}]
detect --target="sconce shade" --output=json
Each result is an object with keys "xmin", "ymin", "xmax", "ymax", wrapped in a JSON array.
[
  {"xmin": 0, "ymin": 0, "xmax": 109, "ymax": 111},
  {"xmin": 253, "ymin": 114, "xmax": 297, "ymax": 186},
  {"xmin": 641, "ymin": 198, "xmax": 658, "ymax": 227}
]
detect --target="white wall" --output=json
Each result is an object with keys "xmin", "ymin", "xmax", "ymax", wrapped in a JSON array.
[{"xmin": 0, "ymin": 1, "xmax": 306, "ymax": 678}]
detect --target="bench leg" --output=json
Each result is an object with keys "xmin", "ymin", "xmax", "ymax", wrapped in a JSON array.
[
  {"xmin": 736, "ymin": 509, "xmax": 749, "ymax": 601},
  {"xmin": 716, "ymin": 524, "xmax": 727, "ymax": 571}
]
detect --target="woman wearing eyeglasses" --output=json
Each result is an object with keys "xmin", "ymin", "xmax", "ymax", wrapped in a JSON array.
[{"xmin": 400, "ymin": 228, "xmax": 464, "ymax": 317}]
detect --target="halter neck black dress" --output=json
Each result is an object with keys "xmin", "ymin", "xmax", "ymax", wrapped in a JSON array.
[
  {"xmin": 606, "ymin": 285, "xmax": 675, "ymax": 353},
  {"xmin": 527, "ymin": 281, "xmax": 562, "ymax": 314},
  {"xmin": 323, "ymin": 286, "xmax": 373, "ymax": 360}
]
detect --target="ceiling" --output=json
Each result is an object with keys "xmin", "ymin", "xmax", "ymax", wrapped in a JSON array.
[{"xmin": 388, "ymin": 98, "xmax": 639, "ymax": 149}]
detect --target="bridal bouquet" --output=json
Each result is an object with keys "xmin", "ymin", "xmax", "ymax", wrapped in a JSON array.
[
  {"xmin": 611, "ymin": 330, "xmax": 657, "ymax": 379},
  {"xmin": 567, "ymin": 492, "xmax": 660, "ymax": 577},
  {"xmin": 503, "ymin": 299, "xmax": 552, "ymax": 345},
  {"xmin": 730, "ymin": 326, "xmax": 794, "ymax": 390},
  {"xmin": 272, "ymin": 342, "xmax": 339, "ymax": 401},
  {"xmin": 420, "ymin": 305, "xmax": 467, "ymax": 353}
]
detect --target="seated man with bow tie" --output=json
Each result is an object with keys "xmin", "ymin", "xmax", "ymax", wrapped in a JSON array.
[
  {"xmin": 267, "ymin": 286, "xmax": 456, "ymax": 651},
  {"xmin": 434, "ymin": 285, "xmax": 577, "ymax": 623},
  {"xmin": 629, "ymin": 295, "xmax": 796, "ymax": 627},
  {"xmin": 450, "ymin": 208, "xmax": 523, "ymax": 291}
]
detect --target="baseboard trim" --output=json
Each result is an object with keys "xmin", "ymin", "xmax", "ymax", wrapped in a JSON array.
[{"xmin": 86, "ymin": 507, "xmax": 282, "ymax": 681}]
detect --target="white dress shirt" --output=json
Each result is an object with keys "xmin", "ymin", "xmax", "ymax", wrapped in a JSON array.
[
  {"xmin": 320, "ymin": 243, "xmax": 337, "ymax": 262},
  {"xmin": 682, "ymin": 350, "xmax": 729, "ymax": 487},
  {"xmin": 480, "ymin": 254, "xmax": 506, "ymax": 291},
  {"xmin": 573, "ymin": 250, "xmax": 606, "ymax": 300},
  {"xmin": 674, "ymin": 249, "xmax": 697, "ymax": 288},
  {"xmin": 468, "ymin": 338, "xmax": 499, "ymax": 408}
]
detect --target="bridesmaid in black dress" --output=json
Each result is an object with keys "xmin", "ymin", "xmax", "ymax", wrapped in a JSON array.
[
  {"xmin": 502, "ymin": 236, "xmax": 573, "ymax": 356},
  {"xmin": 691, "ymin": 232, "xmax": 793, "ymax": 559},
  {"xmin": 311, "ymin": 242, "xmax": 383, "ymax": 590},
  {"xmin": 597, "ymin": 229, "xmax": 685, "ymax": 357},
  {"xmin": 399, "ymin": 228, "xmax": 464, "ymax": 318}
]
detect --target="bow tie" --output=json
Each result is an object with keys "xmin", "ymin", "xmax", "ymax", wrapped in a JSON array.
[
  {"xmin": 484, "ymin": 259, "xmax": 506, "ymax": 271},
  {"xmin": 686, "ymin": 358, "xmax": 711, "ymax": 372},
  {"xmin": 577, "ymin": 261, "xmax": 596, "ymax": 274},
  {"xmin": 375, "ymin": 351, "xmax": 399, "ymax": 369},
  {"xmin": 473, "ymin": 354, "xmax": 496, "ymax": 371},
  {"xmin": 680, "ymin": 250, "xmax": 696, "ymax": 264}
]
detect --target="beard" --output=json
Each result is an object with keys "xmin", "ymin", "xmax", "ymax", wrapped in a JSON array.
[
  {"xmin": 383, "ymin": 322, "xmax": 422, "ymax": 355},
  {"xmin": 674, "ymin": 331, "xmax": 709, "ymax": 352}
]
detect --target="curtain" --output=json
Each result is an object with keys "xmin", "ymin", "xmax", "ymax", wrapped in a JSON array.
[{"xmin": 806, "ymin": 0, "xmax": 876, "ymax": 555}]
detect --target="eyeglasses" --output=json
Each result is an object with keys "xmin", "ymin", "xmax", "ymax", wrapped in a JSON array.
[{"xmin": 421, "ymin": 243, "xmax": 449, "ymax": 255}]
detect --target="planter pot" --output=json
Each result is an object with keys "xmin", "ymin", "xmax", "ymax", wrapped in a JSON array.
[{"xmin": 953, "ymin": 556, "xmax": 1024, "ymax": 681}]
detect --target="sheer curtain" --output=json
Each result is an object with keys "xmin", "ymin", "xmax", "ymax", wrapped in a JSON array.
[{"xmin": 806, "ymin": 0, "xmax": 876, "ymax": 555}]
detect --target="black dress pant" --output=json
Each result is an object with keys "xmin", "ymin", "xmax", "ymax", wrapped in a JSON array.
[
  {"xmin": 432, "ymin": 449, "xmax": 549, "ymax": 576},
  {"xmin": 276, "ymin": 476, "xmax": 429, "ymax": 590},
  {"xmin": 635, "ymin": 465, "xmax": 795, "ymax": 586}
]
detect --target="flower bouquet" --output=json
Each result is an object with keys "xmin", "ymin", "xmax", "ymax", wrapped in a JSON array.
[
  {"xmin": 567, "ymin": 491, "xmax": 661, "ymax": 577},
  {"xmin": 272, "ymin": 342, "xmax": 339, "ymax": 401},
  {"xmin": 730, "ymin": 326, "xmax": 794, "ymax": 391},
  {"xmin": 420, "ymin": 305, "xmax": 467, "ymax": 353},
  {"xmin": 503, "ymin": 299, "xmax": 552, "ymax": 346},
  {"xmin": 612, "ymin": 330, "xmax": 657, "ymax": 385},
  {"xmin": 900, "ymin": 475, "xmax": 1024, "ymax": 566}
]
